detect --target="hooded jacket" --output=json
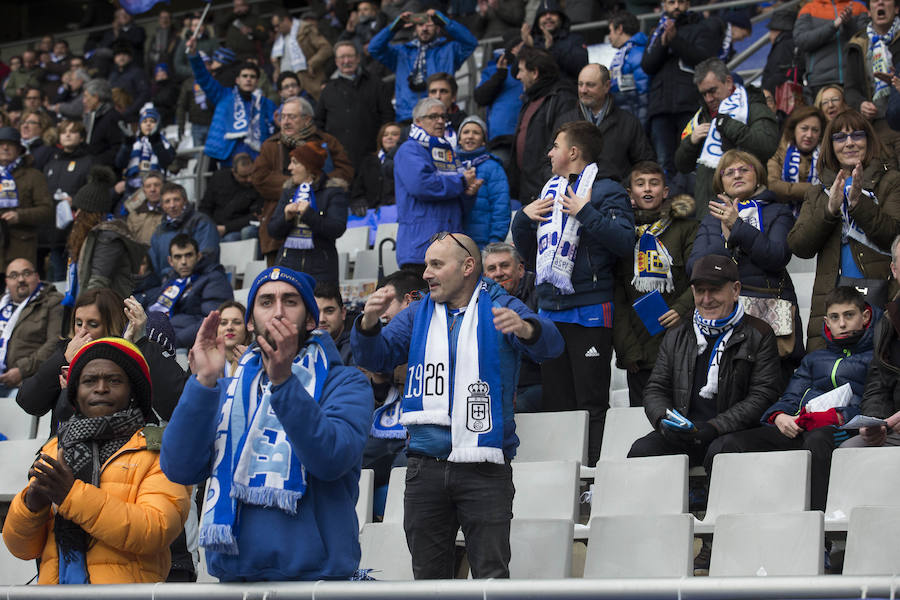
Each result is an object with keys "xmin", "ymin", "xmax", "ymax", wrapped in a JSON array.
[
  {"xmin": 529, "ymin": 0, "xmax": 588, "ymax": 79},
  {"xmin": 761, "ymin": 304, "xmax": 879, "ymax": 424},
  {"xmin": 459, "ymin": 147, "xmax": 511, "ymax": 247},
  {"xmin": 3, "ymin": 428, "xmax": 191, "ymax": 584},
  {"xmin": 793, "ymin": 0, "xmax": 868, "ymax": 89}
]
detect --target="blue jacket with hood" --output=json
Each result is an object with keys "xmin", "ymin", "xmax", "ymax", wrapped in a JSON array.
[
  {"xmin": 761, "ymin": 304, "xmax": 879, "ymax": 424},
  {"xmin": 160, "ymin": 332, "xmax": 373, "ymax": 581},
  {"xmin": 351, "ymin": 278, "xmax": 564, "ymax": 459},
  {"xmin": 460, "ymin": 147, "xmax": 510, "ymax": 247}
]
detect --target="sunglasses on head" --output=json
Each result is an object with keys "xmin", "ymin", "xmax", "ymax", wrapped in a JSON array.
[{"xmin": 429, "ymin": 231, "xmax": 472, "ymax": 257}]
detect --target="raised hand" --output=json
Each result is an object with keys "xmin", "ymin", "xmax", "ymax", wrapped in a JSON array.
[
  {"xmin": 257, "ymin": 316, "xmax": 299, "ymax": 386},
  {"xmin": 29, "ymin": 452, "xmax": 75, "ymax": 506},
  {"xmin": 827, "ymin": 169, "xmax": 848, "ymax": 216},
  {"xmin": 190, "ymin": 311, "xmax": 226, "ymax": 388},
  {"xmin": 523, "ymin": 196, "xmax": 554, "ymax": 223},
  {"xmin": 492, "ymin": 306, "xmax": 533, "ymax": 338},
  {"xmin": 361, "ymin": 286, "xmax": 395, "ymax": 330},
  {"xmin": 122, "ymin": 296, "xmax": 147, "ymax": 342},
  {"xmin": 65, "ymin": 329, "xmax": 93, "ymax": 363}
]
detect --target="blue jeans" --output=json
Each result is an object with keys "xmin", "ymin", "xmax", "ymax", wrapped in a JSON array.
[
  {"xmin": 403, "ymin": 455, "xmax": 514, "ymax": 579},
  {"xmin": 221, "ymin": 225, "xmax": 258, "ymax": 243}
]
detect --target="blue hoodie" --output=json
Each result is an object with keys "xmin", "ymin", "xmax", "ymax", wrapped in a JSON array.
[
  {"xmin": 611, "ymin": 31, "xmax": 649, "ymax": 125},
  {"xmin": 459, "ymin": 147, "xmax": 511, "ymax": 248},
  {"xmin": 160, "ymin": 332, "xmax": 373, "ymax": 581}
]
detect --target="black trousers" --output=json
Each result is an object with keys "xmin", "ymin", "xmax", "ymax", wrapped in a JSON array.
[
  {"xmin": 540, "ymin": 322, "xmax": 612, "ymax": 466},
  {"xmin": 626, "ymin": 368, "xmax": 653, "ymax": 407},
  {"xmin": 627, "ymin": 429, "xmax": 730, "ymax": 472}
]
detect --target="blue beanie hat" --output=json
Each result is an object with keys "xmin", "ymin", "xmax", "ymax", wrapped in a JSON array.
[
  {"xmin": 213, "ymin": 46, "xmax": 237, "ymax": 65},
  {"xmin": 246, "ymin": 266, "xmax": 319, "ymax": 324},
  {"xmin": 140, "ymin": 104, "xmax": 160, "ymax": 123}
]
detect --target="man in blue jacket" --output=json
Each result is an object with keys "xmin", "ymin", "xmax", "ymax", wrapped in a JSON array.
[
  {"xmin": 161, "ymin": 266, "xmax": 372, "ymax": 582},
  {"xmin": 512, "ymin": 120, "xmax": 635, "ymax": 465},
  {"xmin": 352, "ymin": 232, "xmax": 563, "ymax": 579},
  {"xmin": 185, "ymin": 35, "xmax": 277, "ymax": 165},
  {"xmin": 144, "ymin": 234, "xmax": 234, "ymax": 349},
  {"xmin": 369, "ymin": 8, "xmax": 477, "ymax": 122},
  {"xmin": 394, "ymin": 97, "xmax": 480, "ymax": 274},
  {"xmin": 608, "ymin": 10, "xmax": 650, "ymax": 127}
]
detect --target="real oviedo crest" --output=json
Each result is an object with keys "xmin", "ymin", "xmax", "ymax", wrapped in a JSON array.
[{"xmin": 466, "ymin": 380, "xmax": 492, "ymax": 433}]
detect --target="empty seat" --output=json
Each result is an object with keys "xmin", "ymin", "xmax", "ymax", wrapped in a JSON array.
[
  {"xmin": 338, "ymin": 251, "xmax": 349, "ymax": 281},
  {"xmin": 787, "ymin": 255, "xmax": 817, "ymax": 275},
  {"xmin": 843, "ymin": 506, "xmax": 900, "ymax": 575},
  {"xmin": 514, "ymin": 410, "xmax": 588, "ymax": 465},
  {"xmin": 0, "ymin": 438, "xmax": 47, "ymax": 501},
  {"xmin": 241, "ymin": 259, "xmax": 267, "ymax": 289},
  {"xmin": 219, "ymin": 239, "xmax": 257, "ymax": 276},
  {"xmin": 584, "ymin": 514, "xmax": 693, "ymax": 578},
  {"xmin": 695, "ymin": 450, "xmax": 810, "ymax": 534},
  {"xmin": 509, "ymin": 518, "xmax": 574, "ymax": 579},
  {"xmin": 233, "ymin": 287, "xmax": 251, "ymax": 307},
  {"xmin": 598, "ymin": 407, "xmax": 653, "ymax": 461},
  {"xmin": 590, "ymin": 455, "xmax": 688, "ymax": 520},
  {"xmin": 825, "ymin": 446, "xmax": 900, "ymax": 531},
  {"xmin": 0, "ymin": 399, "xmax": 38, "ymax": 441},
  {"xmin": 382, "ymin": 466, "xmax": 406, "ymax": 524},
  {"xmin": 0, "ymin": 536, "xmax": 37, "ymax": 585},
  {"xmin": 373, "ymin": 222, "xmax": 399, "ymax": 252},
  {"xmin": 357, "ymin": 468, "xmax": 374, "ymax": 533},
  {"xmin": 512, "ymin": 460, "xmax": 580, "ymax": 521},
  {"xmin": 353, "ymin": 249, "xmax": 379, "ymax": 280},
  {"xmin": 336, "ymin": 226, "xmax": 370, "ymax": 257},
  {"xmin": 709, "ymin": 512, "xmax": 824, "ymax": 576},
  {"xmin": 358, "ymin": 522, "xmax": 414, "ymax": 580},
  {"xmin": 609, "ymin": 388, "xmax": 629, "ymax": 408}
]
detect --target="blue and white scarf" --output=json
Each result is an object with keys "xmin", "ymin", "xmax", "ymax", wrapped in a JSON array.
[
  {"xmin": 0, "ymin": 283, "xmax": 41, "ymax": 373},
  {"xmin": 648, "ymin": 16, "xmax": 669, "ymax": 49},
  {"xmin": 284, "ymin": 183, "xmax": 317, "ymax": 250},
  {"xmin": 409, "ymin": 123, "xmax": 459, "ymax": 174},
  {"xmin": 459, "ymin": 148, "xmax": 491, "ymax": 171},
  {"xmin": 371, "ymin": 386, "xmax": 406, "ymax": 439},
  {"xmin": 0, "ymin": 156, "xmax": 22, "ymax": 209},
  {"xmin": 718, "ymin": 22, "xmax": 733, "ymax": 61},
  {"xmin": 125, "ymin": 134, "xmax": 171, "ymax": 192},
  {"xmin": 148, "ymin": 275, "xmax": 195, "ymax": 315},
  {"xmin": 62, "ymin": 258, "xmax": 78, "ymax": 308},
  {"xmin": 225, "ymin": 87, "xmax": 264, "ymax": 153},
  {"xmin": 868, "ymin": 18, "xmax": 900, "ymax": 100},
  {"xmin": 695, "ymin": 83, "xmax": 748, "ymax": 169},
  {"xmin": 402, "ymin": 279, "xmax": 504, "ymax": 464},
  {"xmin": 782, "ymin": 144, "xmax": 820, "ymax": 185},
  {"xmin": 736, "ymin": 197, "xmax": 765, "ymax": 232},
  {"xmin": 193, "ymin": 82, "xmax": 208, "ymax": 110},
  {"xmin": 200, "ymin": 335, "xmax": 330, "ymax": 554},
  {"xmin": 377, "ymin": 149, "xmax": 386, "ymax": 164},
  {"xmin": 833, "ymin": 176, "xmax": 891, "ymax": 255},
  {"xmin": 632, "ymin": 217, "xmax": 674, "ymax": 293},
  {"xmin": 535, "ymin": 162, "xmax": 599, "ymax": 294},
  {"xmin": 610, "ymin": 38, "xmax": 635, "ymax": 93},
  {"xmin": 409, "ymin": 38, "xmax": 437, "ymax": 90},
  {"xmin": 444, "ymin": 121, "xmax": 458, "ymax": 149},
  {"xmin": 693, "ymin": 300, "xmax": 744, "ymax": 399}
]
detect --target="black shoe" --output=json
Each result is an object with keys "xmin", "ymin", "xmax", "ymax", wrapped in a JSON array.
[{"xmin": 693, "ymin": 538, "xmax": 711, "ymax": 575}]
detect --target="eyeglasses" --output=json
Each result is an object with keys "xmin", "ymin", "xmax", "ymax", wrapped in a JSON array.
[
  {"xmin": 22, "ymin": 120, "xmax": 40, "ymax": 127},
  {"xmin": 429, "ymin": 231, "xmax": 472, "ymax": 257},
  {"xmin": 831, "ymin": 130, "xmax": 867, "ymax": 143},
  {"xmin": 720, "ymin": 165, "xmax": 752, "ymax": 178},
  {"xmin": 5, "ymin": 269, "xmax": 35, "ymax": 280},
  {"xmin": 421, "ymin": 113, "xmax": 448, "ymax": 122}
]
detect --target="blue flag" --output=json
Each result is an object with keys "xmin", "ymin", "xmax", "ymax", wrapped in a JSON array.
[{"xmin": 120, "ymin": 0, "xmax": 171, "ymax": 15}]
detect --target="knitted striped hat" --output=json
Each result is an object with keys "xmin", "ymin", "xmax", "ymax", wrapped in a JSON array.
[{"xmin": 67, "ymin": 337, "xmax": 154, "ymax": 422}]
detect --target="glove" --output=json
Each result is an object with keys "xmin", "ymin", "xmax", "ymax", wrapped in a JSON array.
[
  {"xmin": 659, "ymin": 424, "xmax": 696, "ymax": 448},
  {"xmin": 694, "ymin": 421, "xmax": 719, "ymax": 445},
  {"xmin": 795, "ymin": 407, "xmax": 842, "ymax": 430},
  {"xmin": 660, "ymin": 421, "xmax": 718, "ymax": 448},
  {"xmin": 349, "ymin": 200, "xmax": 368, "ymax": 218}
]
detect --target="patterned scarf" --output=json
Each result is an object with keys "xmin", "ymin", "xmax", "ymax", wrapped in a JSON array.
[
  {"xmin": 632, "ymin": 217, "xmax": 674, "ymax": 293},
  {"xmin": 833, "ymin": 176, "xmax": 891, "ymax": 255},
  {"xmin": 648, "ymin": 16, "xmax": 669, "ymax": 49},
  {"xmin": 55, "ymin": 407, "xmax": 145, "ymax": 584},
  {"xmin": 736, "ymin": 197, "xmax": 765, "ymax": 232},
  {"xmin": 148, "ymin": 275, "xmax": 196, "ymax": 315},
  {"xmin": 868, "ymin": 18, "xmax": 900, "ymax": 100},
  {"xmin": 283, "ymin": 182, "xmax": 317, "ymax": 250},
  {"xmin": 125, "ymin": 134, "xmax": 171, "ymax": 193},
  {"xmin": 692, "ymin": 301, "xmax": 744, "ymax": 399},
  {"xmin": 610, "ymin": 38, "xmax": 635, "ymax": 93},
  {"xmin": 409, "ymin": 123, "xmax": 459, "ymax": 174},
  {"xmin": 685, "ymin": 84, "xmax": 749, "ymax": 169},
  {"xmin": 718, "ymin": 22, "xmax": 733, "ymax": 60},
  {"xmin": 0, "ymin": 156, "xmax": 23, "ymax": 209},
  {"xmin": 409, "ymin": 38, "xmax": 437, "ymax": 90},
  {"xmin": 225, "ymin": 88, "xmax": 264, "ymax": 152}
]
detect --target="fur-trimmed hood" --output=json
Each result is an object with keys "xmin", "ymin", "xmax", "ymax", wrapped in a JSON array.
[{"xmin": 633, "ymin": 194, "xmax": 695, "ymax": 225}]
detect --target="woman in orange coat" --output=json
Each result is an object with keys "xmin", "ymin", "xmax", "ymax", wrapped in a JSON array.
[{"xmin": 2, "ymin": 337, "xmax": 190, "ymax": 584}]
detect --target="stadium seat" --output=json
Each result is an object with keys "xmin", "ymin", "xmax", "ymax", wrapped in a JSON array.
[
  {"xmin": 843, "ymin": 506, "xmax": 900, "ymax": 575},
  {"xmin": 512, "ymin": 460, "xmax": 580, "ymax": 521},
  {"xmin": 509, "ymin": 518, "xmax": 574, "ymax": 579},
  {"xmin": 336, "ymin": 226, "xmax": 370, "ymax": 258},
  {"xmin": 590, "ymin": 454, "xmax": 688, "ymax": 520},
  {"xmin": 0, "ymin": 397, "xmax": 38, "ymax": 441},
  {"xmin": 696, "ymin": 450, "xmax": 810, "ymax": 534},
  {"xmin": 353, "ymin": 249, "xmax": 379, "ymax": 280},
  {"xmin": 233, "ymin": 287, "xmax": 251, "ymax": 307},
  {"xmin": 241, "ymin": 260, "xmax": 267, "ymax": 289},
  {"xmin": 52, "ymin": 280, "xmax": 66, "ymax": 294},
  {"xmin": 787, "ymin": 255, "xmax": 816, "ymax": 275},
  {"xmin": 598, "ymin": 407, "xmax": 653, "ymax": 461},
  {"xmin": 382, "ymin": 466, "xmax": 406, "ymax": 524},
  {"xmin": 196, "ymin": 547, "xmax": 217, "ymax": 583},
  {"xmin": 358, "ymin": 522, "xmax": 414, "ymax": 580},
  {"xmin": 0, "ymin": 438, "xmax": 47, "ymax": 501},
  {"xmin": 825, "ymin": 446, "xmax": 900, "ymax": 532},
  {"xmin": 219, "ymin": 239, "xmax": 257, "ymax": 277},
  {"xmin": 338, "ymin": 251, "xmax": 349, "ymax": 281},
  {"xmin": 610, "ymin": 388, "xmax": 629, "ymax": 407},
  {"xmin": 374, "ymin": 222, "xmax": 398, "ymax": 251},
  {"xmin": 709, "ymin": 512, "xmax": 824, "ymax": 576},
  {"xmin": 583, "ymin": 513, "xmax": 693, "ymax": 578},
  {"xmin": 357, "ymin": 468, "xmax": 374, "ymax": 533},
  {"xmin": 0, "ymin": 535, "xmax": 37, "ymax": 585},
  {"xmin": 514, "ymin": 410, "xmax": 588, "ymax": 465}
]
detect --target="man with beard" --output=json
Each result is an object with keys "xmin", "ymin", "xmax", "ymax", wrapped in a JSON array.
[
  {"xmin": 251, "ymin": 97, "xmax": 354, "ymax": 266},
  {"xmin": 161, "ymin": 266, "xmax": 372, "ymax": 581}
]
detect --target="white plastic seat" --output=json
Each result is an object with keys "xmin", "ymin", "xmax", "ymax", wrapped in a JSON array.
[
  {"xmin": 598, "ymin": 407, "xmax": 653, "ymax": 461},
  {"xmin": 514, "ymin": 410, "xmax": 588, "ymax": 465},
  {"xmin": 0, "ymin": 398, "xmax": 38, "ymax": 441},
  {"xmin": 219, "ymin": 239, "xmax": 257, "ymax": 276},
  {"xmin": 52, "ymin": 280, "xmax": 66, "ymax": 294},
  {"xmin": 512, "ymin": 460, "xmax": 580, "ymax": 521},
  {"xmin": 584, "ymin": 514, "xmax": 693, "ymax": 578},
  {"xmin": 241, "ymin": 260, "xmax": 267, "ymax": 289},
  {"xmin": 0, "ymin": 536, "xmax": 37, "ymax": 585},
  {"xmin": 695, "ymin": 450, "xmax": 810, "ymax": 534},
  {"xmin": 233, "ymin": 287, "xmax": 251, "ymax": 307},
  {"xmin": 358, "ymin": 522, "xmax": 414, "ymax": 580},
  {"xmin": 353, "ymin": 249, "xmax": 379, "ymax": 280},
  {"xmin": 336, "ymin": 226, "xmax": 370, "ymax": 257},
  {"xmin": 357, "ymin": 469, "xmax": 374, "ymax": 533},
  {"xmin": 825, "ymin": 446, "xmax": 900, "ymax": 531},
  {"xmin": 787, "ymin": 255, "xmax": 817, "ymax": 275},
  {"xmin": 590, "ymin": 455, "xmax": 688, "ymax": 520},
  {"xmin": 373, "ymin": 222, "xmax": 398, "ymax": 252},
  {"xmin": 338, "ymin": 252, "xmax": 349, "ymax": 281},
  {"xmin": 196, "ymin": 547, "xmax": 217, "ymax": 582},
  {"xmin": 0, "ymin": 438, "xmax": 47, "ymax": 501},
  {"xmin": 382, "ymin": 466, "xmax": 406, "ymax": 524},
  {"xmin": 843, "ymin": 506, "xmax": 900, "ymax": 575},
  {"xmin": 509, "ymin": 518, "xmax": 574, "ymax": 579},
  {"xmin": 609, "ymin": 388, "xmax": 629, "ymax": 408},
  {"xmin": 709, "ymin": 511, "xmax": 824, "ymax": 576}
]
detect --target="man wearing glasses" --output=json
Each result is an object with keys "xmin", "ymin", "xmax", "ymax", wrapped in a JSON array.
[
  {"xmin": 352, "ymin": 231, "xmax": 563, "ymax": 579},
  {"xmin": 0, "ymin": 259, "xmax": 63, "ymax": 392},
  {"xmin": 394, "ymin": 97, "xmax": 480, "ymax": 276}
]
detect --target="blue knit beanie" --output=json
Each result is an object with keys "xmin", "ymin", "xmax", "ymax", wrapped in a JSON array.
[{"xmin": 246, "ymin": 266, "xmax": 319, "ymax": 323}]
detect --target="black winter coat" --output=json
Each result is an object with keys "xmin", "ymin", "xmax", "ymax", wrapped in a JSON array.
[
  {"xmin": 108, "ymin": 63, "xmax": 151, "ymax": 122},
  {"xmin": 85, "ymin": 103, "xmax": 124, "ymax": 166},
  {"xmin": 268, "ymin": 178, "xmax": 349, "ymax": 284},
  {"xmin": 350, "ymin": 151, "xmax": 396, "ymax": 211},
  {"xmin": 41, "ymin": 144, "xmax": 94, "ymax": 248},
  {"xmin": 529, "ymin": 0, "xmax": 588, "ymax": 79},
  {"xmin": 199, "ymin": 169, "xmax": 264, "ymax": 234},
  {"xmin": 860, "ymin": 300, "xmax": 900, "ymax": 419}
]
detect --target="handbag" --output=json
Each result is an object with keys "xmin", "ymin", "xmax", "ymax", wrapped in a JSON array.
[
  {"xmin": 837, "ymin": 276, "xmax": 890, "ymax": 309},
  {"xmin": 775, "ymin": 58, "xmax": 804, "ymax": 115},
  {"xmin": 739, "ymin": 296, "xmax": 794, "ymax": 336}
]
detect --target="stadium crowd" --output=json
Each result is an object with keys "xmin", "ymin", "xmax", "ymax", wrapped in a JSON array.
[{"xmin": 0, "ymin": 0, "xmax": 900, "ymax": 585}]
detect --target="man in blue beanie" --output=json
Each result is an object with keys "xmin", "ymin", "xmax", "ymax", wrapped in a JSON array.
[{"xmin": 160, "ymin": 265, "xmax": 373, "ymax": 581}]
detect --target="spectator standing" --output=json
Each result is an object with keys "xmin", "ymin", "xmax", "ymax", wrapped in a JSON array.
[
  {"xmin": 369, "ymin": 8, "xmax": 477, "ymax": 122},
  {"xmin": 340, "ymin": 1, "xmax": 389, "ymax": 50},
  {"xmin": 521, "ymin": 0, "xmax": 588, "ymax": 80},
  {"xmin": 150, "ymin": 64, "xmax": 179, "ymax": 127},
  {"xmin": 426, "ymin": 72, "xmax": 467, "ymax": 146},
  {"xmin": 613, "ymin": 162, "xmax": 697, "ymax": 406},
  {"xmin": 793, "ymin": 0, "xmax": 867, "ymax": 97},
  {"xmin": 4, "ymin": 50, "xmax": 39, "ymax": 100},
  {"xmin": 473, "ymin": 32, "xmax": 524, "ymax": 145},
  {"xmin": 512, "ymin": 121, "xmax": 635, "ymax": 463},
  {"xmin": 175, "ymin": 60, "xmax": 215, "ymax": 149},
  {"xmin": 458, "ymin": 115, "xmax": 511, "ymax": 247},
  {"xmin": 200, "ymin": 153, "xmax": 263, "ymax": 242},
  {"xmin": 608, "ymin": 11, "xmax": 649, "ymax": 128},
  {"xmin": 475, "ymin": 0, "xmax": 524, "ymax": 39},
  {"xmin": 674, "ymin": 58, "xmax": 779, "ymax": 219},
  {"xmin": 173, "ymin": 15, "xmax": 216, "ymax": 82},
  {"xmin": 18, "ymin": 109, "xmax": 55, "ymax": 172},
  {"xmin": 147, "ymin": 9, "xmax": 179, "ymax": 74},
  {"xmin": 761, "ymin": 7, "xmax": 801, "ymax": 99},
  {"xmin": 0, "ymin": 127, "xmax": 52, "ymax": 270},
  {"xmin": 97, "ymin": 7, "xmax": 148, "ymax": 68},
  {"xmin": 39, "ymin": 40, "xmax": 70, "ymax": 103},
  {"xmin": 314, "ymin": 41, "xmax": 395, "ymax": 169},
  {"xmin": 271, "ymin": 9, "xmax": 334, "ymax": 102},
  {"xmin": 149, "ymin": 182, "xmax": 220, "ymax": 277},
  {"xmin": 83, "ymin": 79, "xmax": 124, "ymax": 167},
  {"xmin": 350, "ymin": 121, "xmax": 401, "ymax": 213},
  {"xmin": 161, "ymin": 267, "xmax": 373, "ymax": 582},
  {"xmin": 216, "ymin": 0, "xmax": 269, "ymax": 62}
]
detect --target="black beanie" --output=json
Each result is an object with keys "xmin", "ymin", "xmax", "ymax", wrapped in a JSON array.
[{"xmin": 73, "ymin": 165, "xmax": 117, "ymax": 214}]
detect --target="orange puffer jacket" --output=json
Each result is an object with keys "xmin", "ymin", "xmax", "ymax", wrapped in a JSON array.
[{"xmin": 2, "ymin": 427, "xmax": 191, "ymax": 584}]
